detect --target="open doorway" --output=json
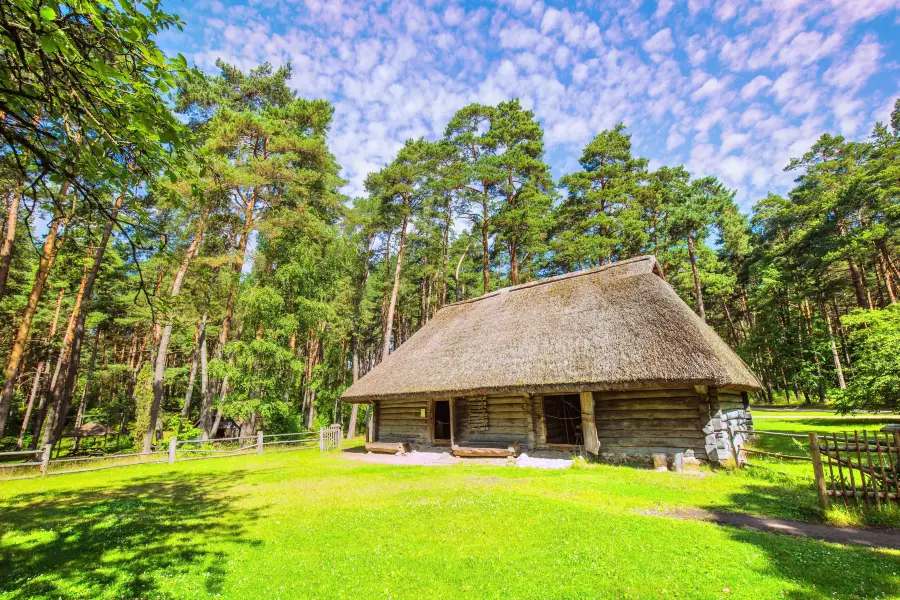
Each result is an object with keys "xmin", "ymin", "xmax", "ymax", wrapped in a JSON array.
[
  {"xmin": 433, "ymin": 400, "xmax": 451, "ymax": 441},
  {"xmin": 543, "ymin": 394, "xmax": 583, "ymax": 445}
]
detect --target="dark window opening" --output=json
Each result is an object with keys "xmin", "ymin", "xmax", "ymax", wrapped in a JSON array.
[
  {"xmin": 543, "ymin": 394, "xmax": 583, "ymax": 445},
  {"xmin": 434, "ymin": 400, "xmax": 451, "ymax": 440}
]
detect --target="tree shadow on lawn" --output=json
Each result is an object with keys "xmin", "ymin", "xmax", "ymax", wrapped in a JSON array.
[
  {"xmin": 0, "ymin": 470, "xmax": 263, "ymax": 599},
  {"xmin": 706, "ymin": 486, "xmax": 900, "ymax": 599}
]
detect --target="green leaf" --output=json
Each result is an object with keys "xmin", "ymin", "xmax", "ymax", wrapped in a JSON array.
[
  {"xmin": 38, "ymin": 34, "xmax": 59, "ymax": 54},
  {"xmin": 39, "ymin": 6, "xmax": 56, "ymax": 20}
]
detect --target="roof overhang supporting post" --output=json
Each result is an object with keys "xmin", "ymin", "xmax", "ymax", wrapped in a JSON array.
[
  {"xmin": 449, "ymin": 397, "xmax": 456, "ymax": 448},
  {"xmin": 580, "ymin": 391, "xmax": 600, "ymax": 456}
]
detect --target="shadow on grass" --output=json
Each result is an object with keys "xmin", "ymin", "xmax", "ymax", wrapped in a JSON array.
[
  {"xmin": 705, "ymin": 473, "xmax": 900, "ymax": 600},
  {"xmin": 0, "ymin": 470, "xmax": 263, "ymax": 599},
  {"xmin": 726, "ymin": 526, "xmax": 900, "ymax": 600},
  {"xmin": 703, "ymin": 484, "xmax": 900, "ymax": 599}
]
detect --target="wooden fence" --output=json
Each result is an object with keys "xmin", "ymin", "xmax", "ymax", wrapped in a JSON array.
[
  {"xmin": 810, "ymin": 430, "xmax": 900, "ymax": 510},
  {"xmin": 723, "ymin": 427, "xmax": 900, "ymax": 511},
  {"xmin": 0, "ymin": 426, "xmax": 342, "ymax": 481}
]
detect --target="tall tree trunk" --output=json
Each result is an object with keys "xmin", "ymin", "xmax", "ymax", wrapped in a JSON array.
[
  {"xmin": 0, "ymin": 200, "xmax": 68, "ymax": 438},
  {"xmin": 509, "ymin": 236, "xmax": 519, "ymax": 286},
  {"xmin": 347, "ymin": 400, "xmax": 359, "ymax": 440},
  {"xmin": 879, "ymin": 241, "xmax": 900, "ymax": 285},
  {"xmin": 43, "ymin": 194, "xmax": 122, "ymax": 446},
  {"xmin": 382, "ymin": 207, "xmax": 409, "ymax": 358},
  {"xmin": 831, "ymin": 298, "xmax": 852, "ymax": 368},
  {"xmin": 0, "ymin": 188, "xmax": 21, "ymax": 302},
  {"xmin": 481, "ymin": 188, "xmax": 490, "ymax": 294},
  {"xmin": 454, "ymin": 242, "xmax": 470, "ymax": 302},
  {"xmin": 143, "ymin": 220, "xmax": 205, "ymax": 453},
  {"xmin": 302, "ymin": 325, "xmax": 323, "ymax": 429},
  {"xmin": 347, "ymin": 236, "xmax": 372, "ymax": 438},
  {"xmin": 377, "ymin": 229, "xmax": 392, "ymax": 364},
  {"xmin": 198, "ymin": 331, "xmax": 212, "ymax": 439},
  {"xmin": 821, "ymin": 302, "xmax": 846, "ymax": 390},
  {"xmin": 179, "ymin": 317, "xmax": 204, "ymax": 431},
  {"xmin": 686, "ymin": 235, "xmax": 705, "ymax": 321},
  {"xmin": 16, "ymin": 288, "xmax": 64, "ymax": 449},
  {"xmin": 72, "ymin": 328, "xmax": 101, "ymax": 452},
  {"xmin": 217, "ymin": 201, "xmax": 255, "ymax": 360},
  {"xmin": 877, "ymin": 245, "xmax": 897, "ymax": 304},
  {"xmin": 441, "ymin": 195, "xmax": 451, "ymax": 307}
]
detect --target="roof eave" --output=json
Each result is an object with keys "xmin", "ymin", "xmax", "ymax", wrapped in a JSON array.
[{"xmin": 342, "ymin": 377, "xmax": 762, "ymax": 403}]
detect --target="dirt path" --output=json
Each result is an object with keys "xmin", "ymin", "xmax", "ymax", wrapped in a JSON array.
[{"xmin": 640, "ymin": 508, "xmax": 899, "ymax": 550}]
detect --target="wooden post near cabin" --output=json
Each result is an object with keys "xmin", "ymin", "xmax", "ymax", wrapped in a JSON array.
[
  {"xmin": 257, "ymin": 430, "xmax": 264, "ymax": 454},
  {"xmin": 580, "ymin": 391, "xmax": 599, "ymax": 456},
  {"xmin": 449, "ymin": 397, "xmax": 456, "ymax": 448},
  {"xmin": 809, "ymin": 432, "xmax": 830, "ymax": 510},
  {"xmin": 168, "ymin": 437, "xmax": 177, "ymax": 464},
  {"xmin": 40, "ymin": 443, "xmax": 52, "ymax": 477},
  {"xmin": 371, "ymin": 401, "xmax": 379, "ymax": 443},
  {"xmin": 319, "ymin": 428, "xmax": 324, "ymax": 451}
]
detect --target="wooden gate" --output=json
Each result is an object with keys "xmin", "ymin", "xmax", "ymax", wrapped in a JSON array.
[
  {"xmin": 809, "ymin": 430, "xmax": 900, "ymax": 510},
  {"xmin": 319, "ymin": 424, "xmax": 342, "ymax": 451}
]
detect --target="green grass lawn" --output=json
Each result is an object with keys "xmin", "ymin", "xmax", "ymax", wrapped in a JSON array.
[{"xmin": 1, "ymin": 436, "xmax": 899, "ymax": 600}]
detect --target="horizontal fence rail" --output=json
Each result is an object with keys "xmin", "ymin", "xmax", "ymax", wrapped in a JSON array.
[{"xmin": 0, "ymin": 425, "xmax": 343, "ymax": 481}]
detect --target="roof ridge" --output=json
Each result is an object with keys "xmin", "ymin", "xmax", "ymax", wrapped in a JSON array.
[{"xmin": 446, "ymin": 255, "xmax": 659, "ymax": 307}]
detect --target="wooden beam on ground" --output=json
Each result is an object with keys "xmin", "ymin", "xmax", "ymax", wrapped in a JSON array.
[
  {"xmin": 580, "ymin": 391, "xmax": 600, "ymax": 456},
  {"xmin": 452, "ymin": 442, "xmax": 520, "ymax": 458},
  {"xmin": 365, "ymin": 441, "xmax": 408, "ymax": 455}
]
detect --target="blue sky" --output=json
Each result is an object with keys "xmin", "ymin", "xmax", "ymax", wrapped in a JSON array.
[{"xmin": 157, "ymin": 0, "xmax": 899, "ymax": 211}]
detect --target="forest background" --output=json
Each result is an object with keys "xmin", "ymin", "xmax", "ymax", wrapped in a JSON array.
[{"xmin": 0, "ymin": 0, "xmax": 897, "ymax": 455}]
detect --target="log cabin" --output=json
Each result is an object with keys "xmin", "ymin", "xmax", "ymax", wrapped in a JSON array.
[{"xmin": 342, "ymin": 256, "xmax": 760, "ymax": 464}]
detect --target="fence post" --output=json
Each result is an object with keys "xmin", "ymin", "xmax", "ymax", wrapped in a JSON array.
[
  {"xmin": 257, "ymin": 430, "xmax": 264, "ymax": 454},
  {"xmin": 319, "ymin": 428, "xmax": 325, "ymax": 451},
  {"xmin": 809, "ymin": 432, "xmax": 830, "ymax": 510},
  {"xmin": 168, "ymin": 437, "xmax": 177, "ymax": 464},
  {"xmin": 336, "ymin": 424, "xmax": 342, "ymax": 450},
  {"xmin": 40, "ymin": 444, "xmax": 52, "ymax": 477}
]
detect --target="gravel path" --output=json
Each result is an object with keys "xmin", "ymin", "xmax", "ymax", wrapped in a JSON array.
[{"xmin": 640, "ymin": 508, "xmax": 900, "ymax": 550}]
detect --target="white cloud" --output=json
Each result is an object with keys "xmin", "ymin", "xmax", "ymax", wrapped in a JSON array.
[
  {"xmin": 654, "ymin": 0, "xmax": 675, "ymax": 20},
  {"xmin": 666, "ymin": 130, "xmax": 685, "ymax": 149},
  {"xmin": 720, "ymin": 131, "xmax": 749, "ymax": 154},
  {"xmin": 540, "ymin": 7, "xmax": 561, "ymax": 33},
  {"xmin": 714, "ymin": 1, "xmax": 739, "ymax": 21},
  {"xmin": 825, "ymin": 35, "xmax": 883, "ymax": 90},
  {"xmin": 443, "ymin": 5, "xmax": 464, "ymax": 26},
  {"xmin": 643, "ymin": 28, "xmax": 674, "ymax": 53},
  {"xmin": 692, "ymin": 76, "xmax": 727, "ymax": 100},
  {"xmin": 171, "ymin": 0, "xmax": 897, "ymax": 204},
  {"xmin": 498, "ymin": 24, "xmax": 543, "ymax": 50},
  {"xmin": 740, "ymin": 75, "xmax": 772, "ymax": 100}
]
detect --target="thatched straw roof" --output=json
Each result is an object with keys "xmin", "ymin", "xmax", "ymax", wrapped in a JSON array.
[{"xmin": 343, "ymin": 256, "xmax": 761, "ymax": 402}]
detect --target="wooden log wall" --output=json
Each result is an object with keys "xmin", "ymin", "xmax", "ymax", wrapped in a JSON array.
[
  {"xmin": 375, "ymin": 399, "xmax": 430, "ymax": 443},
  {"xmin": 454, "ymin": 396, "xmax": 530, "ymax": 446},
  {"xmin": 369, "ymin": 387, "xmax": 750, "ymax": 462},
  {"xmin": 593, "ymin": 387, "xmax": 708, "ymax": 460}
]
